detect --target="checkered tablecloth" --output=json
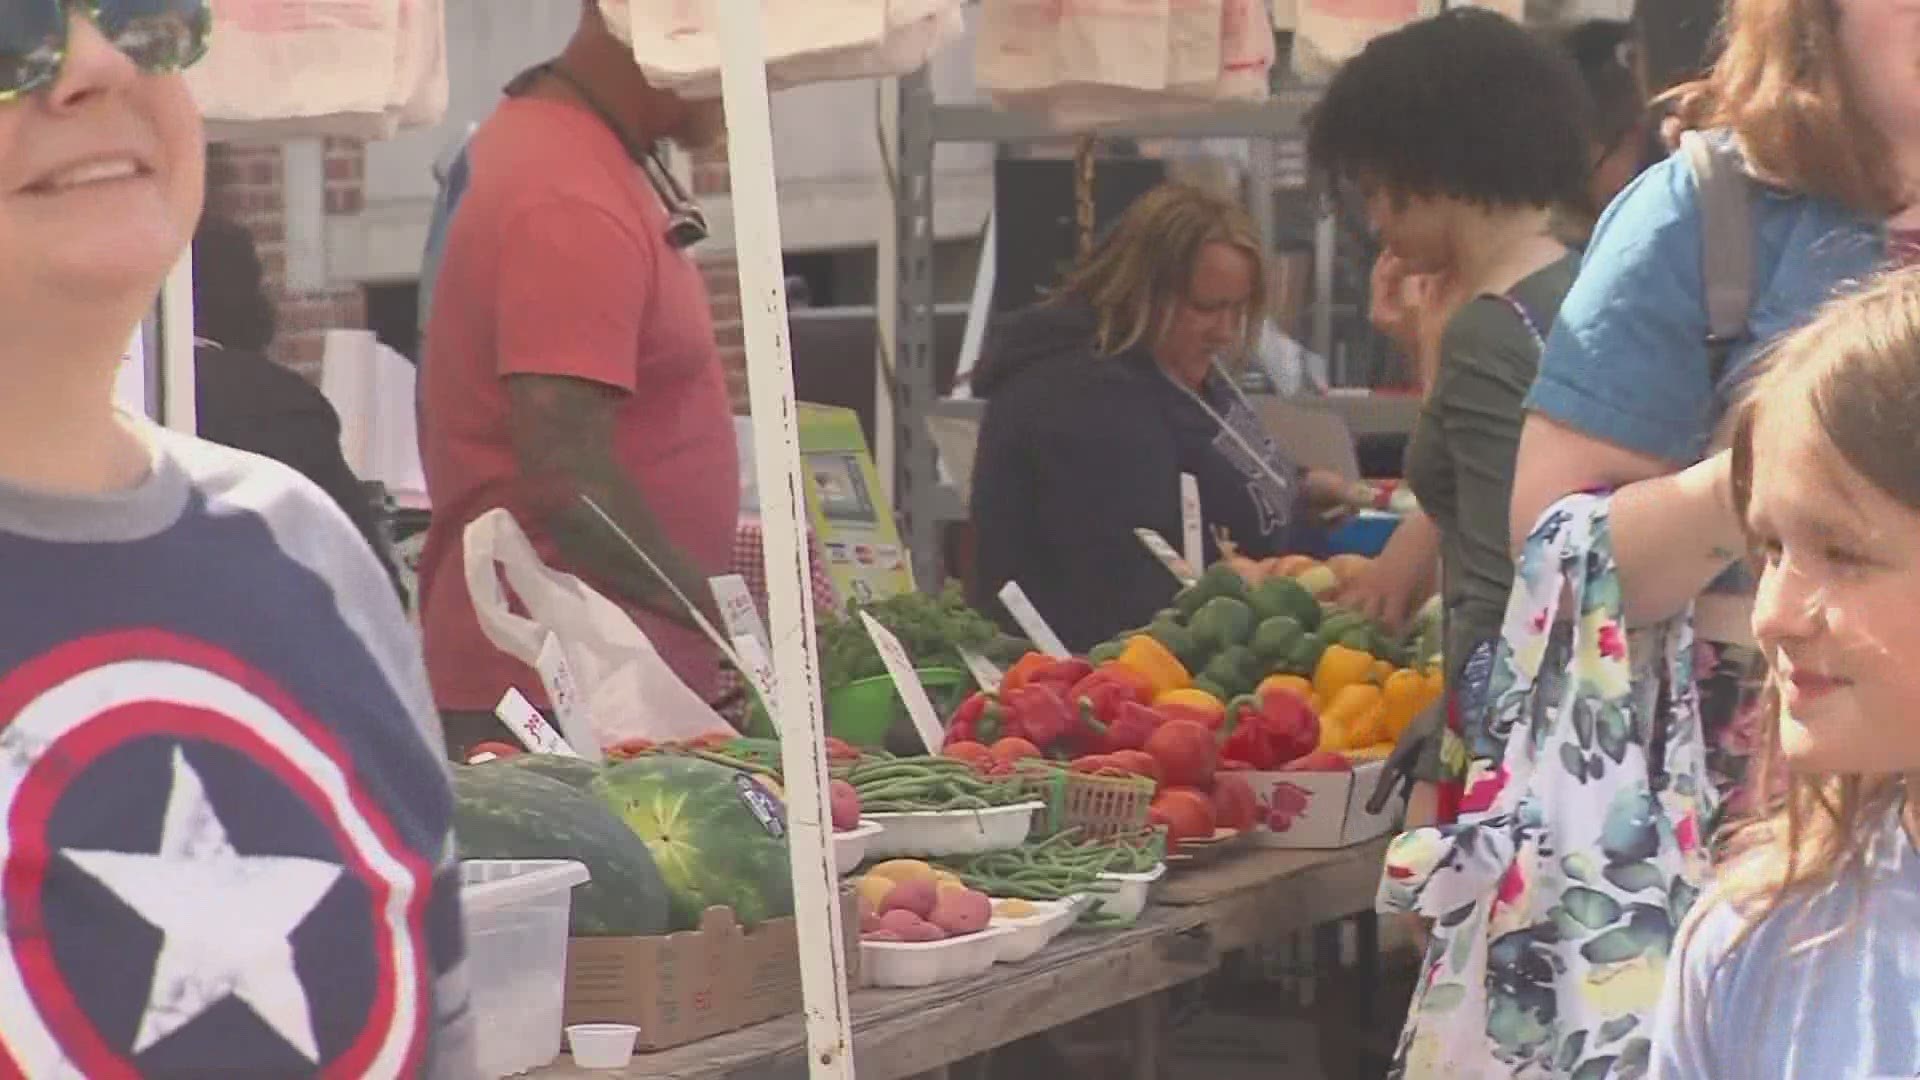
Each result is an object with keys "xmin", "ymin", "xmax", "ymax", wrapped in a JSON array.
[{"xmin": 716, "ymin": 520, "xmax": 842, "ymax": 720}]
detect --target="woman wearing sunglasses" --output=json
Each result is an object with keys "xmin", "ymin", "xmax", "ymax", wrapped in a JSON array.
[{"xmin": 1, "ymin": 6, "xmax": 475, "ymax": 1075}]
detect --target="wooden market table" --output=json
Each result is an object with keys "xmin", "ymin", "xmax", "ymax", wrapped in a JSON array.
[{"xmin": 533, "ymin": 838, "xmax": 1391, "ymax": 1080}]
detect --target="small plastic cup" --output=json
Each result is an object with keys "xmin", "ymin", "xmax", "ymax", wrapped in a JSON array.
[{"xmin": 567, "ymin": 1024, "xmax": 641, "ymax": 1070}]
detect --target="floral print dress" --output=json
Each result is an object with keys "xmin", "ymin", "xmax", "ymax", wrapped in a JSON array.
[{"xmin": 1377, "ymin": 496, "xmax": 1718, "ymax": 1078}]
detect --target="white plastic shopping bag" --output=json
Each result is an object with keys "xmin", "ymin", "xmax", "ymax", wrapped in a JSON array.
[
  {"xmin": 463, "ymin": 509, "xmax": 733, "ymax": 756},
  {"xmin": 1291, "ymin": 0, "xmax": 1438, "ymax": 79}
]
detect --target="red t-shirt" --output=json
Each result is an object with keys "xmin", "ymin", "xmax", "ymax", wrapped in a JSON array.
[{"xmin": 417, "ymin": 97, "xmax": 739, "ymax": 712}]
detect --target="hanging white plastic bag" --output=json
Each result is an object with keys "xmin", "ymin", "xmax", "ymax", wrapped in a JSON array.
[
  {"xmin": 601, "ymin": 0, "xmax": 888, "ymax": 93},
  {"xmin": 463, "ymin": 509, "xmax": 733, "ymax": 754},
  {"xmin": 648, "ymin": 4, "xmax": 965, "ymax": 100}
]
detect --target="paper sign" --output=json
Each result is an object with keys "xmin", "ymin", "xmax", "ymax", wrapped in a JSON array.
[
  {"xmin": 1135, "ymin": 529, "xmax": 1198, "ymax": 586},
  {"xmin": 958, "ymin": 648, "xmax": 1004, "ymax": 692},
  {"xmin": 734, "ymin": 633, "xmax": 779, "ymax": 713},
  {"xmin": 494, "ymin": 688, "xmax": 578, "ymax": 757},
  {"xmin": 709, "ymin": 574, "xmax": 770, "ymax": 651},
  {"xmin": 535, "ymin": 633, "xmax": 597, "ymax": 760},
  {"xmin": 859, "ymin": 612, "xmax": 946, "ymax": 753},
  {"xmin": 1180, "ymin": 473, "xmax": 1204, "ymax": 571},
  {"xmin": 997, "ymin": 582, "xmax": 1071, "ymax": 659}
]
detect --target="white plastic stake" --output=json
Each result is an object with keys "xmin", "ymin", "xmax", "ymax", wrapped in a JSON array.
[
  {"xmin": 709, "ymin": 2, "xmax": 855, "ymax": 1073},
  {"xmin": 710, "ymin": 574, "xmax": 771, "ymax": 651},
  {"xmin": 534, "ymin": 633, "xmax": 600, "ymax": 763},
  {"xmin": 493, "ymin": 688, "xmax": 576, "ymax": 757},
  {"xmin": 957, "ymin": 648, "xmax": 1005, "ymax": 692},
  {"xmin": 733, "ymin": 633, "xmax": 779, "ymax": 718},
  {"xmin": 860, "ymin": 613, "xmax": 946, "ymax": 754},
  {"xmin": 998, "ymin": 582, "xmax": 1071, "ymax": 659},
  {"xmin": 1135, "ymin": 528, "xmax": 1199, "ymax": 587},
  {"xmin": 1180, "ymin": 473, "xmax": 1204, "ymax": 571}
]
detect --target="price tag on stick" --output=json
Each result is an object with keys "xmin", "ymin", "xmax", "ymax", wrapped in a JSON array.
[
  {"xmin": 494, "ymin": 688, "xmax": 578, "ymax": 757},
  {"xmin": 859, "ymin": 613, "xmax": 947, "ymax": 753},
  {"xmin": 997, "ymin": 582, "xmax": 1072, "ymax": 659},
  {"xmin": 535, "ymin": 633, "xmax": 598, "ymax": 761},
  {"xmin": 709, "ymin": 574, "xmax": 771, "ymax": 651},
  {"xmin": 1135, "ymin": 529, "xmax": 1198, "ymax": 587},
  {"xmin": 1180, "ymin": 473, "xmax": 1204, "ymax": 572},
  {"xmin": 957, "ymin": 648, "xmax": 1005, "ymax": 692}
]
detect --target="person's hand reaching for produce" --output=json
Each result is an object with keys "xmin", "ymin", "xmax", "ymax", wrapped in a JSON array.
[
  {"xmin": 1329, "ymin": 509, "xmax": 1440, "ymax": 631},
  {"xmin": 1304, "ymin": 468, "xmax": 1373, "ymax": 525}
]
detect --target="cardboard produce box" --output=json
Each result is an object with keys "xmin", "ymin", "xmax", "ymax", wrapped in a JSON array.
[
  {"xmin": 1244, "ymin": 761, "xmax": 1402, "ymax": 849},
  {"xmin": 563, "ymin": 889, "xmax": 862, "ymax": 1052}
]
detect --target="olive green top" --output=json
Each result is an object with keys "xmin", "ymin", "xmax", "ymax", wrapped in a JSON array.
[{"xmin": 1404, "ymin": 255, "xmax": 1579, "ymax": 689}]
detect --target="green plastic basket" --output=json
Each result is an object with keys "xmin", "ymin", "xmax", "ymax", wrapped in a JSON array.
[{"xmin": 744, "ymin": 668, "xmax": 974, "ymax": 748}]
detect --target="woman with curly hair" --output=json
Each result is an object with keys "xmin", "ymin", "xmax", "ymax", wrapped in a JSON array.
[{"xmin": 1308, "ymin": 8, "xmax": 1592, "ymax": 829}]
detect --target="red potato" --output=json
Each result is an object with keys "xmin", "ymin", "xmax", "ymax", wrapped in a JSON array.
[
  {"xmin": 878, "ymin": 879, "xmax": 937, "ymax": 919},
  {"xmin": 927, "ymin": 888, "xmax": 992, "ymax": 936},
  {"xmin": 858, "ymin": 896, "xmax": 884, "ymax": 934},
  {"xmin": 878, "ymin": 908, "xmax": 947, "ymax": 941},
  {"xmin": 829, "ymin": 779, "xmax": 863, "ymax": 832},
  {"xmin": 896, "ymin": 920, "xmax": 949, "ymax": 943}
]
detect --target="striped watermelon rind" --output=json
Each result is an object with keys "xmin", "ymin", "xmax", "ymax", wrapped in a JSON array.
[
  {"xmin": 592, "ymin": 755, "xmax": 796, "ymax": 932},
  {"xmin": 453, "ymin": 764, "xmax": 671, "ymax": 937}
]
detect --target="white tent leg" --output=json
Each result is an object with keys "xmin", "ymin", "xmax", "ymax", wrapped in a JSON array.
[
  {"xmin": 874, "ymin": 75, "xmax": 900, "ymax": 503},
  {"xmin": 710, "ymin": 2, "xmax": 858, "ymax": 1076}
]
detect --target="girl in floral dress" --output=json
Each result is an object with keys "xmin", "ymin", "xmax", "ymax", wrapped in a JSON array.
[{"xmin": 1653, "ymin": 268, "xmax": 1920, "ymax": 1077}]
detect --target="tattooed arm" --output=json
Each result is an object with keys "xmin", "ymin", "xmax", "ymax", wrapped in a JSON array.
[
  {"xmin": 1510, "ymin": 414, "xmax": 1743, "ymax": 628},
  {"xmin": 505, "ymin": 373, "xmax": 724, "ymax": 632}
]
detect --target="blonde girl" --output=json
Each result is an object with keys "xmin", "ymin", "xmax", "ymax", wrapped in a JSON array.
[{"xmin": 1653, "ymin": 267, "xmax": 1920, "ymax": 1078}]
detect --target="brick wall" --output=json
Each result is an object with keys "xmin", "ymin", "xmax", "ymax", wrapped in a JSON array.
[
  {"xmin": 690, "ymin": 143, "xmax": 749, "ymax": 410},
  {"xmin": 203, "ymin": 139, "xmax": 368, "ymax": 380}
]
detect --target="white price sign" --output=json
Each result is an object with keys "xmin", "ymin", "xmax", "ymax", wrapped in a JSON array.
[
  {"xmin": 997, "ymin": 582, "xmax": 1071, "ymax": 659},
  {"xmin": 535, "ymin": 633, "xmax": 597, "ymax": 760},
  {"xmin": 859, "ymin": 612, "xmax": 947, "ymax": 753},
  {"xmin": 957, "ymin": 648, "xmax": 1004, "ymax": 693},
  {"xmin": 734, "ymin": 633, "xmax": 779, "ymax": 718},
  {"xmin": 494, "ymin": 687, "xmax": 578, "ymax": 757},
  {"xmin": 1180, "ymin": 473, "xmax": 1204, "ymax": 572},
  {"xmin": 710, "ymin": 574, "xmax": 771, "ymax": 651},
  {"xmin": 1134, "ymin": 529, "xmax": 1198, "ymax": 586}
]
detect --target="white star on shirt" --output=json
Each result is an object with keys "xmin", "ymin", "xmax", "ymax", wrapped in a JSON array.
[{"xmin": 62, "ymin": 747, "xmax": 343, "ymax": 1062}]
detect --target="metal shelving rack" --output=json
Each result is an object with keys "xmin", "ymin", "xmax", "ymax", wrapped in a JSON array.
[{"xmin": 888, "ymin": 71, "xmax": 1326, "ymax": 587}]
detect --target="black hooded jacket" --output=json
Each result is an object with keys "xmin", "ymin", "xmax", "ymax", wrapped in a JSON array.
[{"xmin": 967, "ymin": 299, "xmax": 1317, "ymax": 652}]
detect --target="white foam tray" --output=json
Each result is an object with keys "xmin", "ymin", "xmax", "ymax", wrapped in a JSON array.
[
  {"xmin": 861, "ymin": 925, "xmax": 1016, "ymax": 988},
  {"xmin": 862, "ymin": 802, "xmax": 1044, "ymax": 858},
  {"xmin": 987, "ymin": 898, "xmax": 1085, "ymax": 964},
  {"xmin": 833, "ymin": 820, "xmax": 885, "ymax": 876},
  {"xmin": 1092, "ymin": 863, "xmax": 1167, "ymax": 924}
]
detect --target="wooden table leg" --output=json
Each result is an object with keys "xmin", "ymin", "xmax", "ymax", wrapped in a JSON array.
[{"xmin": 1132, "ymin": 992, "xmax": 1166, "ymax": 1080}]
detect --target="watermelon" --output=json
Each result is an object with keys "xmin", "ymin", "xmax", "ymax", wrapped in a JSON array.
[
  {"xmin": 453, "ymin": 764, "xmax": 670, "ymax": 937},
  {"xmin": 592, "ymin": 755, "xmax": 795, "ymax": 932},
  {"xmin": 499, "ymin": 752, "xmax": 602, "ymax": 790}
]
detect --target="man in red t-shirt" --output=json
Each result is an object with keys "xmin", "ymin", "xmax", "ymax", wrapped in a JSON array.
[{"xmin": 417, "ymin": 1, "xmax": 738, "ymax": 755}]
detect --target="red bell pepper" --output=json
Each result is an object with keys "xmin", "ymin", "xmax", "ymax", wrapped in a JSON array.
[
  {"xmin": 1103, "ymin": 701, "xmax": 1165, "ymax": 753},
  {"xmin": 1071, "ymin": 675, "xmax": 1139, "ymax": 753},
  {"xmin": 944, "ymin": 691, "xmax": 1004, "ymax": 747},
  {"xmin": 1000, "ymin": 653, "xmax": 1057, "ymax": 695},
  {"xmin": 1219, "ymin": 689, "xmax": 1321, "ymax": 770},
  {"xmin": 1160, "ymin": 703, "xmax": 1225, "ymax": 732},
  {"xmin": 1002, "ymin": 683, "xmax": 1077, "ymax": 754},
  {"xmin": 1032, "ymin": 657, "xmax": 1095, "ymax": 693}
]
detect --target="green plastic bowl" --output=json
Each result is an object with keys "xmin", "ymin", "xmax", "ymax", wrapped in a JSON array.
[{"xmin": 745, "ymin": 668, "xmax": 974, "ymax": 748}]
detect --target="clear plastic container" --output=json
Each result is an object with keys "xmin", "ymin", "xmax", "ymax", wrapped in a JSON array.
[{"xmin": 462, "ymin": 859, "xmax": 591, "ymax": 1078}]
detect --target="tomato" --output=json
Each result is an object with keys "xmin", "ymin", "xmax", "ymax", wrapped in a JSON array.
[
  {"xmin": 1151, "ymin": 787, "xmax": 1217, "ymax": 846},
  {"xmin": 1143, "ymin": 719, "xmax": 1217, "ymax": 789},
  {"xmin": 1110, "ymin": 749, "xmax": 1162, "ymax": 784},
  {"xmin": 989, "ymin": 737, "xmax": 1043, "ymax": 763},
  {"xmin": 1210, "ymin": 774, "xmax": 1259, "ymax": 831},
  {"xmin": 943, "ymin": 741, "xmax": 995, "ymax": 769},
  {"xmin": 466, "ymin": 740, "xmax": 523, "ymax": 763}
]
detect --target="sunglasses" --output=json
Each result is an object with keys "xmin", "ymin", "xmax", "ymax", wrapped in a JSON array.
[{"xmin": 2, "ymin": 0, "xmax": 211, "ymax": 103}]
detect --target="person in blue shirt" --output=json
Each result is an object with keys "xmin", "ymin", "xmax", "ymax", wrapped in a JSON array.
[
  {"xmin": 1653, "ymin": 267, "xmax": 1920, "ymax": 1080},
  {"xmin": 1510, "ymin": 0, "xmax": 1920, "ymax": 834}
]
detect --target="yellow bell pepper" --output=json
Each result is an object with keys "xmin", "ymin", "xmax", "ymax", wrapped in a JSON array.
[
  {"xmin": 1318, "ymin": 683, "xmax": 1384, "ymax": 751},
  {"xmin": 1116, "ymin": 636, "xmax": 1191, "ymax": 699},
  {"xmin": 1368, "ymin": 659, "xmax": 1395, "ymax": 685},
  {"xmin": 1423, "ymin": 667, "xmax": 1447, "ymax": 708},
  {"xmin": 1313, "ymin": 643, "xmax": 1375, "ymax": 702},
  {"xmin": 1154, "ymin": 687, "xmax": 1225, "ymax": 725},
  {"xmin": 1257, "ymin": 674, "xmax": 1314, "ymax": 704},
  {"xmin": 1381, "ymin": 668, "xmax": 1429, "ymax": 740}
]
